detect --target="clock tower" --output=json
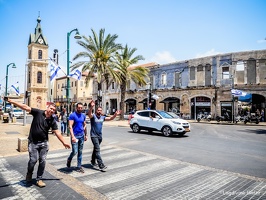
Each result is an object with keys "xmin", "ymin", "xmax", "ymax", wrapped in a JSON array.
[{"xmin": 27, "ymin": 16, "xmax": 49, "ymax": 109}]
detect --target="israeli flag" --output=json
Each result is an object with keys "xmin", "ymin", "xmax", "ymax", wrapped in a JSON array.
[
  {"xmin": 69, "ymin": 69, "xmax": 82, "ymax": 80},
  {"xmin": 50, "ymin": 61, "xmax": 61, "ymax": 81},
  {"xmin": 11, "ymin": 81, "xmax": 20, "ymax": 95},
  {"xmin": 231, "ymin": 89, "xmax": 247, "ymax": 96}
]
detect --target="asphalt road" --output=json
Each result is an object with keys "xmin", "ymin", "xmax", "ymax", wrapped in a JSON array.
[
  {"xmin": 18, "ymin": 116, "xmax": 266, "ymax": 178},
  {"xmin": 101, "ymin": 123, "xmax": 266, "ymax": 179}
]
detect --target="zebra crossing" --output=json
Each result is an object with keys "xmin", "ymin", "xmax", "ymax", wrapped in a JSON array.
[{"xmin": 45, "ymin": 145, "xmax": 266, "ymax": 200}]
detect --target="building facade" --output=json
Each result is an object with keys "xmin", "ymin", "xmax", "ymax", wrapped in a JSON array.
[
  {"xmin": 53, "ymin": 73, "xmax": 93, "ymax": 112},
  {"xmin": 92, "ymin": 50, "xmax": 266, "ymax": 120}
]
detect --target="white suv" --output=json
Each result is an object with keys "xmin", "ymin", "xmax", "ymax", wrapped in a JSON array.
[
  {"xmin": 12, "ymin": 109, "xmax": 24, "ymax": 119},
  {"xmin": 130, "ymin": 110, "xmax": 190, "ymax": 137}
]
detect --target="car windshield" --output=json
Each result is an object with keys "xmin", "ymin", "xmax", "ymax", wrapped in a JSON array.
[
  {"xmin": 157, "ymin": 111, "xmax": 174, "ymax": 119},
  {"xmin": 167, "ymin": 112, "xmax": 179, "ymax": 118}
]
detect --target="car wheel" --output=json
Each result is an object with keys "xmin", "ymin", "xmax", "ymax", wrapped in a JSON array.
[
  {"xmin": 162, "ymin": 126, "xmax": 172, "ymax": 137},
  {"xmin": 132, "ymin": 123, "xmax": 140, "ymax": 133}
]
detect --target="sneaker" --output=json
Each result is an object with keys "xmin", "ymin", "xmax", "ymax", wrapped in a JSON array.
[
  {"xmin": 77, "ymin": 167, "xmax": 85, "ymax": 173},
  {"xmin": 36, "ymin": 180, "xmax": 46, "ymax": 188},
  {"xmin": 91, "ymin": 162, "xmax": 98, "ymax": 168},
  {"xmin": 99, "ymin": 165, "xmax": 107, "ymax": 172},
  {"xmin": 66, "ymin": 160, "xmax": 71, "ymax": 168},
  {"xmin": 26, "ymin": 173, "xmax": 32, "ymax": 183}
]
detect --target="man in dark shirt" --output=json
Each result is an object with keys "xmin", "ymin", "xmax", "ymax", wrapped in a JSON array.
[
  {"xmin": 6, "ymin": 97, "xmax": 70, "ymax": 188},
  {"xmin": 88, "ymin": 100, "xmax": 120, "ymax": 171}
]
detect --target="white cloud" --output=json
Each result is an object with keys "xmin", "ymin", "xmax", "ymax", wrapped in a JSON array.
[
  {"xmin": 257, "ymin": 39, "xmax": 266, "ymax": 44},
  {"xmin": 195, "ymin": 49, "xmax": 222, "ymax": 58},
  {"xmin": 148, "ymin": 51, "xmax": 177, "ymax": 64}
]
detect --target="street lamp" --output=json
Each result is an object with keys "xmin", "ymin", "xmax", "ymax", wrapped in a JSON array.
[
  {"xmin": 66, "ymin": 28, "xmax": 81, "ymax": 136},
  {"xmin": 147, "ymin": 82, "xmax": 152, "ymax": 110},
  {"xmin": 4, "ymin": 63, "xmax": 16, "ymax": 113}
]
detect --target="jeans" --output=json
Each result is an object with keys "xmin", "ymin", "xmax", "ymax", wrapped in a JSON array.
[
  {"xmin": 27, "ymin": 141, "xmax": 49, "ymax": 180},
  {"xmin": 61, "ymin": 122, "xmax": 67, "ymax": 134},
  {"xmin": 91, "ymin": 137, "xmax": 104, "ymax": 167},
  {"xmin": 67, "ymin": 136, "xmax": 84, "ymax": 168}
]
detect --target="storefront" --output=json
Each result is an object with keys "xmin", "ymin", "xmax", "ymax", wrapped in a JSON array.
[
  {"xmin": 220, "ymin": 102, "xmax": 233, "ymax": 120},
  {"xmin": 191, "ymin": 97, "xmax": 211, "ymax": 120}
]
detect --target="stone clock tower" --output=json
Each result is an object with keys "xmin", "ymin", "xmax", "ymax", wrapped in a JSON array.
[{"xmin": 27, "ymin": 16, "xmax": 49, "ymax": 109}]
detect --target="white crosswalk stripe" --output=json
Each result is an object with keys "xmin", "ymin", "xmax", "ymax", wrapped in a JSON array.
[{"xmin": 85, "ymin": 160, "xmax": 174, "ymax": 187}]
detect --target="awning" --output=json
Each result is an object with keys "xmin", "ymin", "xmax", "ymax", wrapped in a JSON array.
[
  {"xmin": 125, "ymin": 99, "xmax": 136, "ymax": 104},
  {"xmin": 159, "ymin": 97, "xmax": 179, "ymax": 103},
  {"xmin": 238, "ymin": 94, "xmax": 252, "ymax": 103}
]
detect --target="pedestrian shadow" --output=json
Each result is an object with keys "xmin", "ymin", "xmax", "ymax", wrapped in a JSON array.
[
  {"xmin": 0, "ymin": 178, "xmax": 59, "ymax": 188},
  {"xmin": 82, "ymin": 163, "xmax": 100, "ymax": 171},
  {"xmin": 0, "ymin": 180, "xmax": 32, "ymax": 188},
  {"xmin": 57, "ymin": 167, "xmax": 76, "ymax": 174},
  {"xmin": 240, "ymin": 129, "xmax": 266, "ymax": 135}
]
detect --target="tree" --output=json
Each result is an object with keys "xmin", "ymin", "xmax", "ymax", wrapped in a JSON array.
[
  {"xmin": 71, "ymin": 28, "xmax": 123, "ymax": 106},
  {"xmin": 115, "ymin": 44, "xmax": 149, "ymax": 120}
]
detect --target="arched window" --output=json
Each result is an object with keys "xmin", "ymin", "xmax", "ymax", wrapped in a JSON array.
[
  {"xmin": 161, "ymin": 72, "xmax": 167, "ymax": 86},
  {"xmin": 38, "ymin": 50, "xmax": 42, "ymax": 59},
  {"xmin": 28, "ymin": 70, "xmax": 31, "ymax": 84},
  {"xmin": 37, "ymin": 71, "xmax": 42, "ymax": 83},
  {"xmin": 28, "ymin": 50, "xmax": 32, "ymax": 59}
]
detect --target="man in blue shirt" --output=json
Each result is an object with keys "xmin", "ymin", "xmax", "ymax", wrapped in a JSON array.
[
  {"xmin": 67, "ymin": 102, "xmax": 87, "ymax": 173},
  {"xmin": 88, "ymin": 100, "xmax": 120, "ymax": 171}
]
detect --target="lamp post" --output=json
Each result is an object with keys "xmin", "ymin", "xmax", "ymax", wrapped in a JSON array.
[
  {"xmin": 66, "ymin": 28, "xmax": 81, "ymax": 136},
  {"xmin": 4, "ymin": 63, "xmax": 16, "ymax": 113},
  {"xmin": 147, "ymin": 82, "xmax": 152, "ymax": 110}
]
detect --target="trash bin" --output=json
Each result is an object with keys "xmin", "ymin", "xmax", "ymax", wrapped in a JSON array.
[{"xmin": 12, "ymin": 117, "xmax": 16, "ymax": 123}]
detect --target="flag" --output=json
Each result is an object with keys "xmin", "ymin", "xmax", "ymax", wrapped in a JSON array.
[
  {"xmin": 238, "ymin": 93, "xmax": 252, "ymax": 103},
  {"xmin": 50, "ymin": 61, "xmax": 61, "ymax": 81},
  {"xmin": 152, "ymin": 94, "xmax": 159, "ymax": 100},
  {"xmin": 11, "ymin": 81, "xmax": 20, "ymax": 95},
  {"xmin": 69, "ymin": 69, "xmax": 82, "ymax": 80},
  {"xmin": 231, "ymin": 89, "xmax": 247, "ymax": 96}
]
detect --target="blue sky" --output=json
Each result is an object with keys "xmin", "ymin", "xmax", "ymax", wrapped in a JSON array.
[{"xmin": 0, "ymin": 0, "xmax": 266, "ymax": 93}]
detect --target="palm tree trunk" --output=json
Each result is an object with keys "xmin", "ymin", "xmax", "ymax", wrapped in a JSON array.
[{"xmin": 120, "ymin": 82, "xmax": 126, "ymax": 120}]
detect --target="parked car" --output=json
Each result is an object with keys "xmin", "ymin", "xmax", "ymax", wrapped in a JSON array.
[
  {"xmin": 12, "ymin": 109, "xmax": 24, "ymax": 119},
  {"xmin": 130, "ymin": 110, "xmax": 190, "ymax": 136}
]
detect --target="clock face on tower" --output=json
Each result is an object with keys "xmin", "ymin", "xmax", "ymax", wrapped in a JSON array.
[{"xmin": 38, "ymin": 38, "xmax": 43, "ymax": 44}]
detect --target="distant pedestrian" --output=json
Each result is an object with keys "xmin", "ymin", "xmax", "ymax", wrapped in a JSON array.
[
  {"xmin": 261, "ymin": 109, "xmax": 265, "ymax": 122},
  {"xmin": 60, "ymin": 108, "xmax": 67, "ymax": 135},
  {"xmin": 5, "ymin": 97, "xmax": 70, "ymax": 188},
  {"xmin": 66, "ymin": 102, "xmax": 87, "ymax": 173},
  {"xmin": 88, "ymin": 100, "xmax": 121, "ymax": 171}
]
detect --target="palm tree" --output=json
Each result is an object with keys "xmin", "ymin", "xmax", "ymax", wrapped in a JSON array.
[
  {"xmin": 71, "ymin": 28, "xmax": 123, "ymax": 106},
  {"xmin": 115, "ymin": 44, "xmax": 149, "ymax": 120}
]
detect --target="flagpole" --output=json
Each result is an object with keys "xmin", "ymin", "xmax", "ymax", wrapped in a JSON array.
[
  {"xmin": 231, "ymin": 74, "xmax": 235, "ymax": 123},
  {"xmin": 23, "ymin": 60, "xmax": 27, "ymax": 126}
]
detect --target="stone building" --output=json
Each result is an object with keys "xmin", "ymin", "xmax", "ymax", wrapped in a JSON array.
[
  {"xmin": 53, "ymin": 72, "xmax": 93, "ymax": 112},
  {"xmin": 92, "ymin": 50, "xmax": 266, "ymax": 120}
]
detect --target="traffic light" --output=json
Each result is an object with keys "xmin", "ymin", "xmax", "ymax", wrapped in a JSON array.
[
  {"xmin": 25, "ymin": 91, "xmax": 31, "ymax": 98},
  {"xmin": 149, "ymin": 92, "xmax": 152, "ymax": 104}
]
